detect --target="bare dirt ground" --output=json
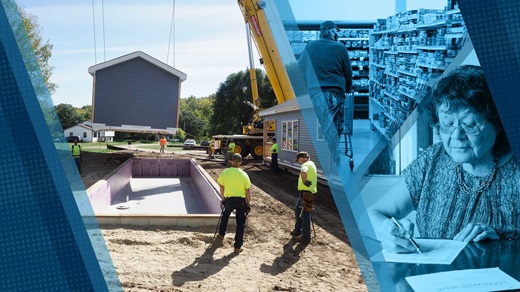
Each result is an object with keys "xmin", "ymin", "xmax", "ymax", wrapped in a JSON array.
[{"xmin": 81, "ymin": 149, "xmax": 367, "ymax": 292}]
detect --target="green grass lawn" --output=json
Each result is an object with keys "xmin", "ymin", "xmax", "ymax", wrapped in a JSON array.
[{"xmin": 69, "ymin": 141, "xmax": 184, "ymax": 153}]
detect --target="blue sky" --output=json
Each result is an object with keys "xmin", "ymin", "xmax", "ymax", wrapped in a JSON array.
[{"xmin": 15, "ymin": 0, "xmax": 446, "ymax": 107}]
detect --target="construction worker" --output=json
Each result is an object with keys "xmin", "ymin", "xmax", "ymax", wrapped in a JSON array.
[
  {"xmin": 159, "ymin": 135, "xmax": 167, "ymax": 153},
  {"xmin": 290, "ymin": 152, "xmax": 317, "ymax": 244},
  {"xmin": 216, "ymin": 153, "xmax": 251, "ymax": 253},
  {"xmin": 71, "ymin": 140, "xmax": 83, "ymax": 174},
  {"xmin": 222, "ymin": 138, "xmax": 236, "ymax": 166},
  {"xmin": 270, "ymin": 137, "xmax": 279, "ymax": 173},
  {"xmin": 207, "ymin": 138, "xmax": 216, "ymax": 159},
  {"xmin": 298, "ymin": 20, "xmax": 352, "ymax": 165}
]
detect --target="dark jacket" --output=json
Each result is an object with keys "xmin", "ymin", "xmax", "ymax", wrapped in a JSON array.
[{"xmin": 298, "ymin": 38, "xmax": 353, "ymax": 97}]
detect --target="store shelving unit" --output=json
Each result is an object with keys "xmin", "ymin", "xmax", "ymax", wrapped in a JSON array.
[
  {"xmin": 368, "ymin": 5, "xmax": 466, "ymax": 140},
  {"xmin": 287, "ymin": 21, "xmax": 374, "ymax": 119}
]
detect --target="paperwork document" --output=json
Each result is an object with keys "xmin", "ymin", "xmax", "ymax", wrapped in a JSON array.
[
  {"xmin": 405, "ymin": 267, "xmax": 520, "ymax": 292},
  {"xmin": 371, "ymin": 239, "xmax": 467, "ymax": 264}
]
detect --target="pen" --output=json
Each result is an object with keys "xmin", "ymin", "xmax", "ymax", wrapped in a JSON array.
[{"xmin": 390, "ymin": 217, "xmax": 423, "ymax": 255}]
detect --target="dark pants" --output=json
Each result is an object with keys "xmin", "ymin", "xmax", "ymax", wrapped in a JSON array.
[
  {"xmin": 218, "ymin": 197, "xmax": 247, "ymax": 249},
  {"xmin": 311, "ymin": 91, "xmax": 344, "ymax": 164},
  {"xmin": 74, "ymin": 157, "xmax": 82, "ymax": 173},
  {"xmin": 223, "ymin": 151, "xmax": 233, "ymax": 165},
  {"xmin": 293, "ymin": 192, "xmax": 312, "ymax": 240},
  {"xmin": 271, "ymin": 153, "xmax": 279, "ymax": 172}
]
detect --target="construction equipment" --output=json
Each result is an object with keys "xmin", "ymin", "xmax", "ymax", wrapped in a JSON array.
[{"xmin": 212, "ymin": 0, "xmax": 296, "ymax": 159}]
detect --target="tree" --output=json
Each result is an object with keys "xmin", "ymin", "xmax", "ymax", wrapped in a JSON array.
[
  {"xmin": 179, "ymin": 96, "xmax": 208, "ymax": 141},
  {"xmin": 210, "ymin": 69, "xmax": 276, "ymax": 135},
  {"xmin": 18, "ymin": 5, "xmax": 57, "ymax": 94},
  {"xmin": 77, "ymin": 105, "xmax": 92, "ymax": 121},
  {"xmin": 55, "ymin": 103, "xmax": 85, "ymax": 130},
  {"xmin": 178, "ymin": 95, "xmax": 215, "ymax": 142},
  {"xmin": 2, "ymin": 3, "xmax": 59, "ymax": 136}
]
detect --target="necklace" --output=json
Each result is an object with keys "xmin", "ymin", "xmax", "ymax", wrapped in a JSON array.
[{"xmin": 456, "ymin": 159, "xmax": 498, "ymax": 195}]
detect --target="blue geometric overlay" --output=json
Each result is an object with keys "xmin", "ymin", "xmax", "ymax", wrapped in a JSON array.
[
  {"xmin": 268, "ymin": 1, "xmax": 379, "ymax": 290},
  {"xmin": 266, "ymin": 0, "xmax": 520, "ymax": 291},
  {"xmin": 458, "ymin": 0, "xmax": 520, "ymax": 164},
  {"xmin": 0, "ymin": 1, "xmax": 120, "ymax": 290}
]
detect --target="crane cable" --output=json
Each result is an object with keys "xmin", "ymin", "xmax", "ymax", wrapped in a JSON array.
[
  {"xmin": 102, "ymin": 0, "xmax": 106, "ymax": 62},
  {"xmin": 92, "ymin": 0, "xmax": 97, "ymax": 64},
  {"xmin": 91, "ymin": 0, "xmax": 107, "ymax": 63},
  {"xmin": 166, "ymin": 0, "xmax": 176, "ymax": 67}
]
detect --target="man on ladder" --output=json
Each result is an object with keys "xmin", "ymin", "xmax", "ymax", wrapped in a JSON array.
[{"xmin": 298, "ymin": 21, "xmax": 353, "ymax": 165}]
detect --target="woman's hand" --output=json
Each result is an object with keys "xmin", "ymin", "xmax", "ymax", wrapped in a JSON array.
[
  {"xmin": 378, "ymin": 218, "xmax": 417, "ymax": 253},
  {"xmin": 454, "ymin": 222, "xmax": 499, "ymax": 242}
]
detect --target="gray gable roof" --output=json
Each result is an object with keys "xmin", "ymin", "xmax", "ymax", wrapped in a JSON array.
[
  {"xmin": 259, "ymin": 98, "xmax": 300, "ymax": 117},
  {"xmin": 88, "ymin": 51, "xmax": 187, "ymax": 81}
]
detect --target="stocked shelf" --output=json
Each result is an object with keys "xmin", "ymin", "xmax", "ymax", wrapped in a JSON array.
[{"xmin": 369, "ymin": 3, "xmax": 466, "ymax": 138}]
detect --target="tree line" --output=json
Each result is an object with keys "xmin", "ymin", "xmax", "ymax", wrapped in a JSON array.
[{"xmin": 19, "ymin": 3, "xmax": 278, "ymax": 143}]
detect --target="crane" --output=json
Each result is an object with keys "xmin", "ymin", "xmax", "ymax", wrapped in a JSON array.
[{"xmin": 212, "ymin": 0, "xmax": 296, "ymax": 160}]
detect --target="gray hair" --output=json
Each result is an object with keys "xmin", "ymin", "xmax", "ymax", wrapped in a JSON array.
[{"xmin": 319, "ymin": 28, "xmax": 337, "ymax": 41}]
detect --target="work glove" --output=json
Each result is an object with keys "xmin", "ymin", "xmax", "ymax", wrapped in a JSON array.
[
  {"xmin": 303, "ymin": 180, "xmax": 312, "ymax": 187},
  {"xmin": 221, "ymin": 198, "xmax": 227, "ymax": 206},
  {"xmin": 245, "ymin": 204, "xmax": 251, "ymax": 216}
]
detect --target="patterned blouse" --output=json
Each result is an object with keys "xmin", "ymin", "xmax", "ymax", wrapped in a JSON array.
[{"xmin": 403, "ymin": 143, "xmax": 520, "ymax": 239}]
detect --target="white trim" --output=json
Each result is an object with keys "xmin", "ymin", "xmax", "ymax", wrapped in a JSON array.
[
  {"xmin": 88, "ymin": 51, "xmax": 187, "ymax": 81},
  {"xmin": 281, "ymin": 119, "xmax": 299, "ymax": 151}
]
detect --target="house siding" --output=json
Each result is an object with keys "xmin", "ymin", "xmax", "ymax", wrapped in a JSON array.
[
  {"xmin": 267, "ymin": 112, "xmax": 314, "ymax": 172},
  {"xmin": 64, "ymin": 125, "xmax": 93, "ymax": 142},
  {"xmin": 264, "ymin": 107, "xmax": 339, "ymax": 177},
  {"xmin": 92, "ymin": 57, "xmax": 180, "ymax": 129}
]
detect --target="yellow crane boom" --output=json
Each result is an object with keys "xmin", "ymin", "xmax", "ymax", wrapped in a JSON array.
[{"xmin": 211, "ymin": 0, "xmax": 296, "ymax": 160}]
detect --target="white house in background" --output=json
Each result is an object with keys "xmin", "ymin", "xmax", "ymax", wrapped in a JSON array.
[{"xmin": 63, "ymin": 121, "xmax": 115, "ymax": 142}]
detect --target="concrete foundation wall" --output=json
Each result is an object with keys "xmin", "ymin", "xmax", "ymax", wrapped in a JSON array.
[
  {"xmin": 190, "ymin": 162, "xmax": 222, "ymax": 214},
  {"xmin": 86, "ymin": 158, "xmax": 221, "ymax": 216},
  {"xmin": 87, "ymin": 159, "xmax": 134, "ymax": 213},
  {"xmin": 132, "ymin": 158, "xmax": 191, "ymax": 177}
]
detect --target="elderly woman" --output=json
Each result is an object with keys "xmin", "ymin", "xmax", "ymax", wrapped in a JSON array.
[{"xmin": 368, "ymin": 65, "xmax": 520, "ymax": 253}]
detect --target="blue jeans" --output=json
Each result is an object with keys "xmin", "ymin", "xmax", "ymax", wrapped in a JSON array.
[
  {"xmin": 218, "ymin": 197, "xmax": 247, "ymax": 249},
  {"xmin": 293, "ymin": 193, "xmax": 312, "ymax": 240}
]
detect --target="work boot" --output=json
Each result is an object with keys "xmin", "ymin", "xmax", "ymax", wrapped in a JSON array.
[
  {"xmin": 290, "ymin": 230, "xmax": 301, "ymax": 237},
  {"xmin": 216, "ymin": 234, "xmax": 224, "ymax": 240},
  {"xmin": 234, "ymin": 248, "xmax": 243, "ymax": 254},
  {"xmin": 295, "ymin": 237, "xmax": 311, "ymax": 245}
]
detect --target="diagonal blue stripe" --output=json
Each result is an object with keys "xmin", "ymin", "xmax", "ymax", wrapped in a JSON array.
[{"xmin": 0, "ymin": 0, "xmax": 121, "ymax": 290}]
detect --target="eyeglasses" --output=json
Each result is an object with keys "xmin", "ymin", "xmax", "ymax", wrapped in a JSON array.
[{"xmin": 435, "ymin": 120, "xmax": 491, "ymax": 136}]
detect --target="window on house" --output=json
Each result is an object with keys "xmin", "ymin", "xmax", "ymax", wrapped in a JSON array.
[
  {"xmin": 69, "ymin": 132, "xmax": 73, "ymax": 136},
  {"xmin": 281, "ymin": 120, "xmax": 298, "ymax": 151},
  {"xmin": 317, "ymin": 119, "xmax": 324, "ymax": 141},
  {"xmin": 83, "ymin": 132, "xmax": 87, "ymax": 138},
  {"xmin": 94, "ymin": 132, "xmax": 98, "ymax": 138}
]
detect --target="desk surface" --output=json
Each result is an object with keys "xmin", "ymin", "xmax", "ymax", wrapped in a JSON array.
[{"xmin": 368, "ymin": 239, "xmax": 520, "ymax": 292}]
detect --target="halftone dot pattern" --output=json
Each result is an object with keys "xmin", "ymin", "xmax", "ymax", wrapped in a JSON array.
[
  {"xmin": 0, "ymin": 40, "xmax": 94, "ymax": 291},
  {"xmin": 0, "ymin": 1, "xmax": 120, "ymax": 291},
  {"xmin": 459, "ymin": 0, "xmax": 520, "ymax": 163}
]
